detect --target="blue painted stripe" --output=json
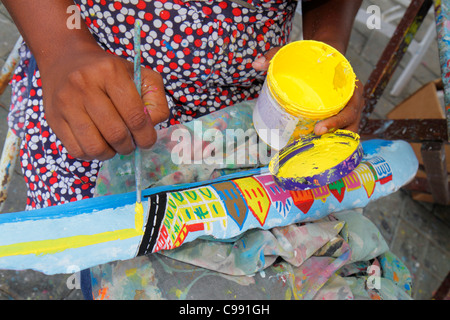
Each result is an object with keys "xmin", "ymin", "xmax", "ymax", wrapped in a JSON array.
[{"xmin": 0, "ymin": 167, "xmax": 268, "ymax": 224}]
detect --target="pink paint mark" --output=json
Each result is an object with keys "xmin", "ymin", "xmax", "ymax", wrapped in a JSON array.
[
  {"xmin": 142, "ymin": 86, "xmax": 158, "ymax": 96},
  {"xmin": 445, "ymin": 20, "xmax": 450, "ymax": 29}
]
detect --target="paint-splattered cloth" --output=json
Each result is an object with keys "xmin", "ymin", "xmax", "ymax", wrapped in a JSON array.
[
  {"xmin": 88, "ymin": 215, "xmax": 412, "ymax": 300},
  {"xmin": 7, "ymin": 0, "xmax": 297, "ymax": 210},
  {"xmin": 86, "ymin": 101, "xmax": 413, "ymax": 300},
  {"xmin": 88, "ymin": 211, "xmax": 412, "ymax": 300}
]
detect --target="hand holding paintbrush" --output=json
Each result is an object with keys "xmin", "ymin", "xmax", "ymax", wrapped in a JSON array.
[{"xmin": 5, "ymin": 1, "xmax": 169, "ymax": 162}]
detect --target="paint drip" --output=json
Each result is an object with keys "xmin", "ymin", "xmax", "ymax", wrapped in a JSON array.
[{"xmin": 135, "ymin": 201, "xmax": 144, "ymax": 233}]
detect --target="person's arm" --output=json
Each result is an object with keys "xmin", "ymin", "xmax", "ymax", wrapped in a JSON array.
[
  {"xmin": 2, "ymin": 0, "xmax": 169, "ymax": 161},
  {"xmin": 302, "ymin": 0, "xmax": 362, "ymax": 55},
  {"xmin": 302, "ymin": 0, "xmax": 364, "ymax": 134},
  {"xmin": 2, "ymin": 0, "xmax": 98, "ymax": 72}
]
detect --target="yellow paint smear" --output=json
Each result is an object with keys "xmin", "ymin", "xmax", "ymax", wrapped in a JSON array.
[
  {"xmin": 0, "ymin": 202, "xmax": 145, "ymax": 258},
  {"xmin": 0, "ymin": 228, "xmax": 141, "ymax": 258},
  {"xmin": 268, "ymin": 40, "xmax": 356, "ymax": 119},
  {"xmin": 135, "ymin": 201, "xmax": 144, "ymax": 233},
  {"xmin": 274, "ymin": 131, "xmax": 360, "ymax": 179}
]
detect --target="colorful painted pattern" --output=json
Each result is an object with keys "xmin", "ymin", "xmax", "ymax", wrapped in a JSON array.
[
  {"xmin": 0, "ymin": 101, "xmax": 419, "ymax": 277},
  {"xmin": 0, "ymin": 137, "xmax": 417, "ymax": 276},
  {"xmin": 138, "ymin": 152, "xmax": 394, "ymax": 256}
]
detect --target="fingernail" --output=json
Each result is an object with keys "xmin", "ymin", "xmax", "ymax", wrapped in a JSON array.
[
  {"xmin": 316, "ymin": 126, "xmax": 328, "ymax": 135},
  {"xmin": 252, "ymin": 56, "xmax": 267, "ymax": 69},
  {"xmin": 255, "ymin": 56, "xmax": 266, "ymax": 64}
]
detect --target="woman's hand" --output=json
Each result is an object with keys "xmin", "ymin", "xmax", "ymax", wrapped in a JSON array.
[
  {"xmin": 313, "ymin": 79, "xmax": 364, "ymax": 135},
  {"xmin": 2, "ymin": 0, "xmax": 169, "ymax": 162},
  {"xmin": 41, "ymin": 45, "xmax": 169, "ymax": 161},
  {"xmin": 252, "ymin": 47, "xmax": 364, "ymax": 135}
]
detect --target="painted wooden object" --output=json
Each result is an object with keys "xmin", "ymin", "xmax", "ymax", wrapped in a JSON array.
[
  {"xmin": 435, "ymin": 0, "xmax": 450, "ymax": 138},
  {"xmin": 359, "ymin": 0, "xmax": 448, "ymax": 142},
  {"xmin": 0, "ymin": 37, "xmax": 22, "ymax": 96},
  {"xmin": 359, "ymin": 0, "xmax": 449, "ymax": 204},
  {"xmin": 0, "ymin": 129, "xmax": 21, "ymax": 211},
  {"xmin": 0, "ymin": 139, "xmax": 418, "ymax": 275},
  {"xmin": 359, "ymin": 0, "xmax": 434, "ymax": 133}
]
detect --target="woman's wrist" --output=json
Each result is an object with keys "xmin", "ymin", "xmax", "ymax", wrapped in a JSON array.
[
  {"xmin": 2, "ymin": 0, "xmax": 101, "ymax": 73},
  {"xmin": 36, "ymin": 35, "xmax": 102, "ymax": 74},
  {"xmin": 302, "ymin": 0, "xmax": 362, "ymax": 56}
]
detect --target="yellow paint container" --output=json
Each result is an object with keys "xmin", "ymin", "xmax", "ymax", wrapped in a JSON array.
[{"xmin": 253, "ymin": 40, "xmax": 356, "ymax": 150}]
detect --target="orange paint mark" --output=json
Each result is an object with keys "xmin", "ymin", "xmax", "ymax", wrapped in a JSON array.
[
  {"xmin": 95, "ymin": 287, "xmax": 109, "ymax": 300},
  {"xmin": 393, "ymin": 272, "xmax": 399, "ymax": 282},
  {"xmin": 290, "ymin": 189, "xmax": 314, "ymax": 214}
]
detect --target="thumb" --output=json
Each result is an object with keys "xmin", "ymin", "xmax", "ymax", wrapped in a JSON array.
[
  {"xmin": 252, "ymin": 47, "xmax": 281, "ymax": 71},
  {"xmin": 140, "ymin": 67, "xmax": 170, "ymax": 126}
]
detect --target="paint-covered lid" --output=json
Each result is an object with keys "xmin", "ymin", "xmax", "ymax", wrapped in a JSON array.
[{"xmin": 269, "ymin": 130, "xmax": 363, "ymax": 190}]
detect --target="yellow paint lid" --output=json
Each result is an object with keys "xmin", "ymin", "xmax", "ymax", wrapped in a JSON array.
[
  {"xmin": 267, "ymin": 40, "xmax": 356, "ymax": 120},
  {"xmin": 269, "ymin": 130, "xmax": 363, "ymax": 190}
]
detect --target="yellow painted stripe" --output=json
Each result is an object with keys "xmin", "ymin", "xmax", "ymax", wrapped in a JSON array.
[
  {"xmin": 135, "ymin": 201, "xmax": 144, "ymax": 233},
  {"xmin": 0, "ymin": 201, "xmax": 145, "ymax": 258},
  {"xmin": 0, "ymin": 228, "xmax": 143, "ymax": 258}
]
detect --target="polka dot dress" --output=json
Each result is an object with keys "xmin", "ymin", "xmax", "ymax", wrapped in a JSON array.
[{"xmin": 8, "ymin": 0, "xmax": 297, "ymax": 210}]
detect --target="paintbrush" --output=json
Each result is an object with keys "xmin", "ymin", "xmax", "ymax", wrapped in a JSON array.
[{"xmin": 134, "ymin": 20, "xmax": 142, "ymax": 204}]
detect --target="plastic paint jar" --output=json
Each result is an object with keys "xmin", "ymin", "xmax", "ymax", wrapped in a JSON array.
[{"xmin": 253, "ymin": 40, "xmax": 357, "ymax": 150}]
